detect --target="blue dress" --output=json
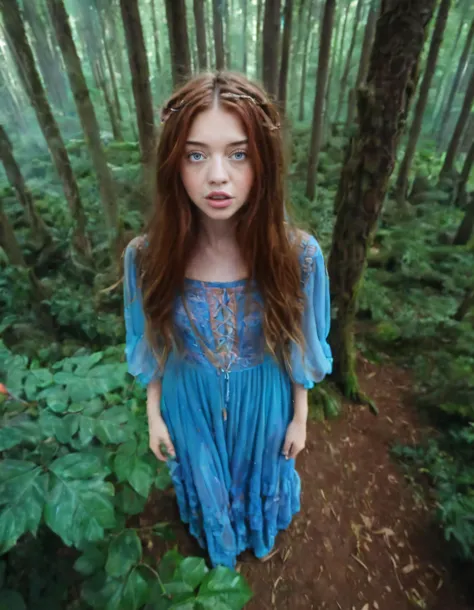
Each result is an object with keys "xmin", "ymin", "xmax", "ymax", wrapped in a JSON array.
[{"xmin": 123, "ymin": 233, "xmax": 333, "ymax": 568}]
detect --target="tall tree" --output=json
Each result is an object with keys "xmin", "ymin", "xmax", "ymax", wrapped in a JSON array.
[
  {"xmin": 242, "ymin": 0, "xmax": 248, "ymax": 74},
  {"xmin": 151, "ymin": 0, "xmax": 162, "ymax": 76},
  {"xmin": 0, "ymin": 0, "xmax": 90, "ymax": 260},
  {"xmin": 440, "ymin": 66, "xmax": 474, "ymax": 178},
  {"xmin": 278, "ymin": 0, "xmax": 294, "ymax": 110},
  {"xmin": 394, "ymin": 0, "xmax": 451, "ymax": 205},
  {"xmin": 453, "ymin": 193, "xmax": 474, "ymax": 246},
  {"xmin": 120, "ymin": 0, "xmax": 155, "ymax": 161},
  {"xmin": 194, "ymin": 0, "xmax": 208, "ymax": 71},
  {"xmin": 454, "ymin": 138, "xmax": 474, "ymax": 208},
  {"xmin": 212, "ymin": 0, "xmax": 226, "ymax": 70},
  {"xmin": 328, "ymin": 0, "xmax": 437, "ymax": 404},
  {"xmin": 262, "ymin": 0, "xmax": 282, "ymax": 97},
  {"xmin": 289, "ymin": 0, "xmax": 307, "ymax": 100},
  {"xmin": 334, "ymin": 0, "xmax": 364, "ymax": 124},
  {"xmin": 0, "ymin": 125, "xmax": 51, "ymax": 247},
  {"xmin": 305, "ymin": 0, "xmax": 335, "ymax": 199},
  {"xmin": 345, "ymin": 0, "xmax": 377, "ymax": 129},
  {"xmin": 256, "ymin": 0, "xmax": 264, "ymax": 80},
  {"xmin": 298, "ymin": 0, "xmax": 316, "ymax": 121},
  {"xmin": 0, "ymin": 196, "xmax": 26, "ymax": 267},
  {"xmin": 224, "ymin": 0, "xmax": 231, "ymax": 69},
  {"xmin": 165, "ymin": 0, "xmax": 192, "ymax": 87},
  {"xmin": 22, "ymin": 0, "xmax": 68, "ymax": 110},
  {"xmin": 436, "ymin": 17, "xmax": 474, "ymax": 147},
  {"xmin": 47, "ymin": 0, "xmax": 120, "ymax": 248}
]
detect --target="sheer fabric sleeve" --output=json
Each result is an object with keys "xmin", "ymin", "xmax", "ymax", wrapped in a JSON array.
[
  {"xmin": 289, "ymin": 235, "xmax": 333, "ymax": 389},
  {"xmin": 123, "ymin": 237, "xmax": 162, "ymax": 387}
]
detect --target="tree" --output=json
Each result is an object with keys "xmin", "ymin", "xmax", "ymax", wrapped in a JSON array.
[
  {"xmin": 120, "ymin": 0, "xmax": 155, "ymax": 162},
  {"xmin": 305, "ymin": 0, "xmax": 335, "ymax": 200},
  {"xmin": 298, "ymin": 0, "xmax": 316, "ymax": 122},
  {"xmin": 289, "ymin": 0, "xmax": 308, "ymax": 101},
  {"xmin": 345, "ymin": 0, "xmax": 377, "ymax": 129},
  {"xmin": 0, "ymin": 0, "xmax": 90, "ymax": 261},
  {"xmin": 334, "ymin": 0, "xmax": 364, "ymax": 124},
  {"xmin": 164, "ymin": 0, "xmax": 192, "ymax": 87},
  {"xmin": 0, "ymin": 125, "xmax": 51, "ymax": 247},
  {"xmin": 212, "ymin": 0, "xmax": 226, "ymax": 70},
  {"xmin": 151, "ymin": 0, "xmax": 162, "ymax": 76},
  {"xmin": 454, "ymin": 138, "xmax": 474, "ymax": 208},
  {"xmin": 394, "ymin": 0, "xmax": 451, "ymax": 205},
  {"xmin": 194, "ymin": 0, "xmax": 208, "ymax": 71},
  {"xmin": 453, "ymin": 194, "xmax": 474, "ymax": 246},
  {"xmin": 46, "ymin": 0, "xmax": 120, "ymax": 248},
  {"xmin": 256, "ymin": 0, "xmax": 264, "ymax": 80},
  {"xmin": 328, "ymin": 0, "xmax": 437, "ymax": 406},
  {"xmin": 278, "ymin": 0, "xmax": 294, "ymax": 110},
  {"xmin": 262, "ymin": 0, "xmax": 282, "ymax": 97},
  {"xmin": 439, "ymin": 66, "xmax": 474, "ymax": 178},
  {"xmin": 436, "ymin": 17, "xmax": 474, "ymax": 147},
  {"xmin": 242, "ymin": 0, "xmax": 248, "ymax": 74}
]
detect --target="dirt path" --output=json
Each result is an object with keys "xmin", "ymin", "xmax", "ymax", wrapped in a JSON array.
[{"xmin": 143, "ymin": 358, "xmax": 472, "ymax": 609}]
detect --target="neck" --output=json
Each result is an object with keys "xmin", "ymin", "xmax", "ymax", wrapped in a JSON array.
[{"xmin": 198, "ymin": 216, "xmax": 237, "ymax": 250}]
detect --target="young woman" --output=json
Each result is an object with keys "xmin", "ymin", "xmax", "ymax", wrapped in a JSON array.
[{"xmin": 123, "ymin": 71, "xmax": 333, "ymax": 569}]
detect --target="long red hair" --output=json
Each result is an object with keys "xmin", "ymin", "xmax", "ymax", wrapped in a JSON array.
[{"xmin": 134, "ymin": 71, "xmax": 305, "ymax": 370}]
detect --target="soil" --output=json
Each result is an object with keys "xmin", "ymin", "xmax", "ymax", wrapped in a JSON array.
[{"xmin": 141, "ymin": 356, "xmax": 473, "ymax": 610}]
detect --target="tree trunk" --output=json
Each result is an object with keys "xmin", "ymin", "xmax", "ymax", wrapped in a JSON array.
[
  {"xmin": 432, "ymin": 1, "xmax": 469, "ymax": 127},
  {"xmin": 394, "ymin": 0, "xmax": 451, "ymax": 205},
  {"xmin": 0, "ymin": 0, "xmax": 90, "ymax": 261},
  {"xmin": 47, "ymin": 0, "xmax": 119, "ymax": 246},
  {"xmin": 345, "ymin": 0, "xmax": 377, "ymax": 129},
  {"xmin": 334, "ymin": 0, "xmax": 363, "ymax": 125},
  {"xmin": 323, "ymin": 0, "xmax": 342, "ymax": 142},
  {"xmin": 242, "ymin": 0, "xmax": 248, "ymax": 74},
  {"xmin": 212, "ymin": 0, "xmax": 226, "ymax": 70},
  {"xmin": 440, "ymin": 66, "xmax": 474, "ymax": 178},
  {"xmin": 96, "ymin": 1, "xmax": 123, "ymax": 123},
  {"xmin": 194, "ymin": 0, "xmax": 208, "ymax": 71},
  {"xmin": 256, "ymin": 0, "xmax": 264, "ymax": 80},
  {"xmin": 0, "ymin": 196, "xmax": 27, "ymax": 267},
  {"xmin": 436, "ymin": 17, "xmax": 474, "ymax": 148},
  {"xmin": 278, "ymin": 0, "xmax": 294, "ymax": 110},
  {"xmin": 165, "ymin": 0, "xmax": 192, "ymax": 87},
  {"xmin": 151, "ymin": 0, "xmax": 162, "ymax": 77},
  {"xmin": 328, "ymin": 0, "xmax": 437, "ymax": 403},
  {"xmin": 0, "ymin": 126, "xmax": 51, "ymax": 247},
  {"xmin": 262, "ymin": 0, "xmax": 282, "ymax": 97},
  {"xmin": 298, "ymin": 0, "xmax": 316, "ymax": 122},
  {"xmin": 22, "ymin": 0, "xmax": 68, "ymax": 110},
  {"xmin": 224, "ymin": 0, "xmax": 232, "ymax": 69},
  {"xmin": 305, "ymin": 0, "xmax": 335, "ymax": 199},
  {"xmin": 453, "ymin": 140, "xmax": 474, "ymax": 209},
  {"xmin": 0, "ymin": 60, "xmax": 26, "ymax": 132},
  {"xmin": 120, "ymin": 0, "xmax": 155, "ymax": 162},
  {"xmin": 289, "ymin": 0, "xmax": 307, "ymax": 103}
]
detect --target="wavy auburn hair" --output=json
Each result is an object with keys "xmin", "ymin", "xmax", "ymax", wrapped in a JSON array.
[{"xmin": 136, "ymin": 71, "xmax": 305, "ymax": 370}]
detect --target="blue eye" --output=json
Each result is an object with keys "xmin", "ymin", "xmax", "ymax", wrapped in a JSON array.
[
  {"xmin": 232, "ymin": 150, "xmax": 247, "ymax": 161},
  {"xmin": 188, "ymin": 152, "xmax": 205, "ymax": 162}
]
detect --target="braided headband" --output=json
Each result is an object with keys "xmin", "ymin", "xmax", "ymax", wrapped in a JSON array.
[{"xmin": 160, "ymin": 92, "xmax": 281, "ymax": 130}]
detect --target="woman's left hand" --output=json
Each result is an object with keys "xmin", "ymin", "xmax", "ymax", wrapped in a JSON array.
[{"xmin": 282, "ymin": 418, "xmax": 307, "ymax": 460}]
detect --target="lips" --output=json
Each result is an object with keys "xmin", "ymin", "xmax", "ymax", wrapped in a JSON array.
[{"xmin": 206, "ymin": 191, "xmax": 233, "ymax": 200}]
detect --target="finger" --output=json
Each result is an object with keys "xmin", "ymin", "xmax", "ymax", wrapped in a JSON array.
[
  {"xmin": 283, "ymin": 440, "xmax": 292, "ymax": 459},
  {"xmin": 151, "ymin": 443, "xmax": 167, "ymax": 462},
  {"xmin": 166, "ymin": 441, "xmax": 176, "ymax": 458}
]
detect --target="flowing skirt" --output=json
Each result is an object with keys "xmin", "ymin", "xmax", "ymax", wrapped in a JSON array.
[{"xmin": 160, "ymin": 353, "xmax": 301, "ymax": 568}]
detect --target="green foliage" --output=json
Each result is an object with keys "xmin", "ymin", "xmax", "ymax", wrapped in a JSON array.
[{"xmin": 0, "ymin": 342, "xmax": 251, "ymax": 609}]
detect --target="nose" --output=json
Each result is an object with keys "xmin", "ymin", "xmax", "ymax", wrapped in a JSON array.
[{"xmin": 207, "ymin": 154, "xmax": 229, "ymax": 185}]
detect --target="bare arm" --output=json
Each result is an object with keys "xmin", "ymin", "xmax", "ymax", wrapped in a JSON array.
[
  {"xmin": 146, "ymin": 379, "xmax": 175, "ymax": 461},
  {"xmin": 292, "ymin": 383, "xmax": 308, "ymax": 423}
]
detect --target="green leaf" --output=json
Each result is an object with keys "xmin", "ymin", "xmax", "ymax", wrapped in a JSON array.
[
  {"xmin": 29, "ymin": 368, "xmax": 54, "ymax": 388},
  {"xmin": 196, "ymin": 567, "xmax": 252, "ymax": 609},
  {"xmin": 115, "ymin": 485, "xmax": 147, "ymax": 516},
  {"xmin": 178, "ymin": 558, "xmax": 208, "ymax": 591},
  {"xmin": 158, "ymin": 549, "xmax": 184, "ymax": 582},
  {"xmin": 105, "ymin": 529, "xmax": 142, "ymax": 578},
  {"xmin": 0, "ymin": 460, "xmax": 47, "ymax": 554},
  {"xmin": 0, "ymin": 427, "xmax": 23, "ymax": 451},
  {"xmin": 95, "ymin": 407, "xmax": 130, "ymax": 444},
  {"xmin": 0, "ymin": 589, "xmax": 26, "ymax": 610},
  {"xmin": 44, "ymin": 474, "xmax": 116, "ymax": 547},
  {"xmin": 74, "ymin": 544, "xmax": 107, "ymax": 576},
  {"xmin": 50, "ymin": 452, "xmax": 108, "ymax": 479},
  {"xmin": 114, "ymin": 446, "xmax": 154, "ymax": 498},
  {"xmin": 37, "ymin": 386, "xmax": 69, "ymax": 412},
  {"xmin": 122, "ymin": 566, "xmax": 150, "ymax": 609}
]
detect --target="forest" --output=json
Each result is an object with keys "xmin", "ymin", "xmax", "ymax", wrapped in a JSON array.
[{"xmin": 0, "ymin": 0, "xmax": 473, "ymax": 608}]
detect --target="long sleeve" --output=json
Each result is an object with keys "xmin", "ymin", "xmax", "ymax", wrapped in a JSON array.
[
  {"xmin": 289, "ymin": 235, "xmax": 333, "ymax": 390},
  {"xmin": 123, "ymin": 237, "xmax": 162, "ymax": 387}
]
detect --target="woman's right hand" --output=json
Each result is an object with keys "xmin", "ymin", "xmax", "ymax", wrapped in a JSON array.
[{"xmin": 148, "ymin": 414, "xmax": 176, "ymax": 462}]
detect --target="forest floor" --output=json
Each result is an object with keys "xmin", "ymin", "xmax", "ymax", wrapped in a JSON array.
[{"xmin": 142, "ymin": 357, "xmax": 473, "ymax": 610}]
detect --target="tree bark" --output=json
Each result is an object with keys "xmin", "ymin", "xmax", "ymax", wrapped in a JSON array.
[
  {"xmin": 394, "ymin": 0, "xmax": 451, "ymax": 205},
  {"xmin": 298, "ymin": 0, "xmax": 316, "ymax": 121},
  {"xmin": 0, "ymin": 125, "xmax": 51, "ymax": 246},
  {"xmin": 328, "ymin": 0, "xmax": 437, "ymax": 402},
  {"xmin": 212, "ymin": 0, "xmax": 226, "ymax": 70},
  {"xmin": 289, "ymin": 0, "xmax": 307, "ymax": 102},
  {"xmin": 262, "ymin": 0, "xmax": 282, "ymax": 97},
  {"xmin": 47, "ymin": 0, "xmax": 119, "ymax": 245},
  {"xmin": 453, "ymin": 139, "xmax": 474, "ymax": 209},
  {"xmin": 120, "ymin": 0, "xmax": 155, "ymax": 162},
  {"xmin": 453, "ymin": 284, "xmax": 474, "ymax": 321},
  {"xmin": 345, "ymin": 0, "xmax": 377, "ymax": 129},
  {"xmin": 323, "ymin": 0, "xmax": 342, "ymax": 142},
  {"xmin": 0, "ymin": 0, "xmax": 90, "ymax": 261},
  {"xmin": 305, "ymin": 0, "xmax": 335, "ymax": 199},
  {"xmin": 96, "ymin": 0, "xmax": 123, "ymax": 123},
  {"xmin": 165, "ymin": 0, "xmax": 192, "ymax": 87},
  {"xmin": 151, "ymin": 0, "xmax": 162, "ymax": 77},
  {"xmin": 436, "ymin": 17, "xmax": 474, "ymax": 147},
  {"xmin": 334, "ymin": 0, "xmax": 363, "ymax": 124},
  {"xmin": 194, "ymin": 0, "xmax": 208, "ymax": 71},
  {"xmin": 242, "ymin": 0, "xmax": 248, "ymax": 74},
  {"xmin": 224, "ymin": 0, "xmax": 231, "ymax": 69},
  {"xmin": 440, "ymin": 66, "xmax": 474, "ymax": 178},
  {"xmin": 278, "ymin": 0, "xmax": 294, "ymax": 110},
  {"xmin": 0, "ymin": 196, "xmax": 27, "ymax": 267},
  {"xmin": 256, "ymin": 0, "xmax": 264, "ymax": 80}
]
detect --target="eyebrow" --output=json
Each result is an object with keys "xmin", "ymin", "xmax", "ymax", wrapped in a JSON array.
[{"xmin": 185, "ymin": 139, "xmax": 248, "ymax": 147}]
